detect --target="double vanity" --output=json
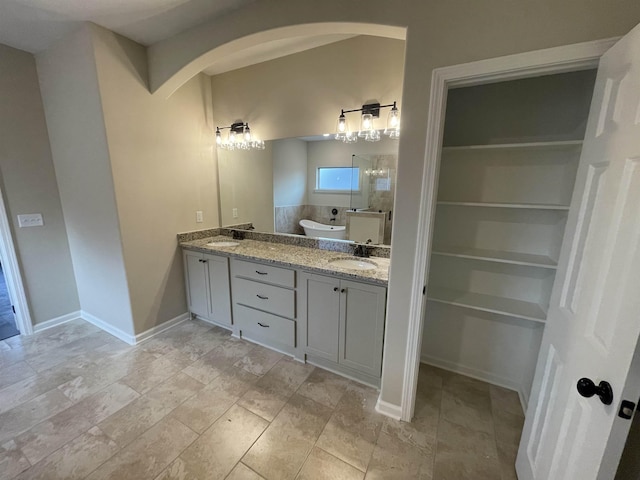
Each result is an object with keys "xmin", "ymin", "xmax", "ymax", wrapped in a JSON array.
[{"xmin": 180, "ymin": 232, "xmax": 389, "ymax": 387}]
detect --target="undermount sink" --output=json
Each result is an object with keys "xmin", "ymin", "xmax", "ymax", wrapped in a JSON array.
[
  {"xmin": 206, "ymin": 241, "xmax": 240, "ymax": 247},
  {"xmin": 328, "ymin": 258, "xmax": 377, "ymax": 271}
]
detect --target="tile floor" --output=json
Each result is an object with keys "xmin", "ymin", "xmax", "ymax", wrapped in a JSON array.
[{"xmin": 0, "ymin": 319, "xmax": 523, "ymax": 479}]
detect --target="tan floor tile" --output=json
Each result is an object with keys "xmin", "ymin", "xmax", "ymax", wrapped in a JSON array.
[
  {"xmin": 434, "ymin": 419, "xmax": 500, "ymax": 480},
  {"xmin": 297, "ymin": 447, "xmax": 364, "ymax": 480},
  {"xmin": 121, "ymin": 350, "xmax": 194, "ymax": 394},
  {"xmin": 315, "ymin": 385, "xmax": 383, "ymax": 472},
  {"xmin": 0, "ymin": 370, "xmax": 78, "ymax": 415},
  {"xmin": 256, "ymin": 357, "xmax": 315, "ymax": 395},
  {"xmin": 182, "ymin": 338, "xmax": 255, "ymax": 384},
  {"xmin": 0, "ymin": 440, "xmax": 30, "ymax": 480},
  {"xmin": 234, "ymin": 345, "xmax": 283, "ymax": 376},
  {"xmin": 153, "ymin": 322, "xmax": 229, "ymax": 361},
  {"xmin": 172, "ymin": 367, "xmax": 258, "ymax": 433},
  {"xmin": 86, "ymin": 418, "xmax": 197, "ymax": 480},
  {"xmin": 490, "ymin": 385, "xmax": 524, "ymax": 417},
  {"xmin": 0, "ymin": 347, "xmax": 29, "ymax": 369},
  {"xmin": 0, "ymin": 361, "xmax": 37, "ymax": 390},
  {"xmin": 176, "ymin": 405, "xmax": 268, "ymax": 479},
  {"xmin": 296, "ymin": 368, "xmax": 351, "ymax": 409},
  {"xmin": 497, "ymin": 441, "xmax": 518, "ymax": 480},
  {"xmin": 365, "ymin": 431, "xmax": 433, "ymax": 479},
  {"xmin": 440, "ymin": 389, "xmax": 494, "ymax": 434},
  {"xmin": 494, "ymin": 409, "xmax": 525, "ymax": 447},
  {"xmin": 16, "ymin": 382, "xmax": 138, "ymax": 464},
  {"xmin": 244, "ymin": 394, "xmax": 333, "ymax": 480},
  {"xmin": 26, "ymin": 331, "xmax": 119, "ymax": 372},
  {"xmin": 99, "ymin": 373, "xmax": 203, "ymax": 447},
  {"xmin": 237, "ymin": 384, "xmax": 289, "ymax": 422},
  {"xmin": 226, "ymin": 463, "xmax": 265, "ymax": 480},
  {"xmin": 15, "ymin": 427, "xmax": 118, "ymax": 480},
  {"xmin": 442, "ymin": 371, "xmax": 491, "ymax": 398},
  {"xmin": 417, "ymin": 364, "xmax": 445, "ymax": 391},
  {"xmin": 0, "ymin": 389, "xmax": 72, "ymax": 444}
]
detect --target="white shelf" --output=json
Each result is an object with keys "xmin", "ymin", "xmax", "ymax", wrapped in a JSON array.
[
  {"xmin": 437, "ymin": 201, "xmax": 570, "ymax": 211},
  {"xmin": 427, "ymin": 287, "xmax": 548, "ymax": 323},
  {"xmin": 441, "ymin": 140, "xmax": 583, "ymax": 151},
  {"xmin": 431, "ymin": 246, "xmax": 557, "ymax": 269}
]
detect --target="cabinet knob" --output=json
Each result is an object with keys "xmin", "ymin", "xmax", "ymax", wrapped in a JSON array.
[
  {"xmin": 341, "ymin": 288, "xmax": 346, "ymax": 293},
  {"xmin": 333, "ymin": 287, "xmax": 339, "ymax": 292}
]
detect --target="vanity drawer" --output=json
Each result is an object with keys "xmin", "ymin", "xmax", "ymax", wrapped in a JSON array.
[
  {"xmin": 235, "ymin": 305, "xmax": 295, "ymax": 347},
  {"xmin": 233, "ymin": 259, "xmax": 295, "ymax": 288},
  {"xmin": 233, "ymin": 277, "xmax": 295, "ymax": 318}
]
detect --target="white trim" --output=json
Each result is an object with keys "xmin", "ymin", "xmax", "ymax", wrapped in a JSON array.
[
  {"xmin": 375, "ymin": 398, "xmax": 402, "ymax": 420},
  {"xmin": 0, "ymin": 190, "xmax": 33, "ymax": 335},
  {"xmin": 80, "ymin": 310, "xmax": 136, "ymax": 345},
  {"xmin": 400, "ymin": 37, "xmax": 616, "ymax": 422},
  {"xmin": 33, "ymin": 310, "xmax": 81, "ymax": 333},
  {"xmin": 81, "ymin": 310, "xmax": 191, "ymax": 345},
  {"xmin": 420, "ymin": 355, "xmax": 527, "ymax": 412},
  {"xmin": 134, "ymin": 312, "xmax": 190, "ymax": 344}
]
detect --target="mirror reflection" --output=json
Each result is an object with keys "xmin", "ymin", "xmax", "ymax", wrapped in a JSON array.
[{"xmin": 217, "ymin": 134, "xmax": 398, "ymax": 245}]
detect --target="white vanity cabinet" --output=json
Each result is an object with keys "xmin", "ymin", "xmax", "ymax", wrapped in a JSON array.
[
  {"xmin": 230, "ymin": 258, "xmax": 297, "ymax": 355},
  {"xmin": 182, "ymin": 250, "xmax": 232, "ymax": 327},
  {"xmin": 299, "ymin": 272, "xmax": 387, "ymax": 386}
]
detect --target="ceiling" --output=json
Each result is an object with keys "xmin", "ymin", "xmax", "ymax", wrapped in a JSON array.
[
  {"xmin": 0, "ymin": 0, "xmax": 358, "ymax": 78},
  {"xmin": 0, "ymin": 0, "xmax": 257, "ymax": 53}
]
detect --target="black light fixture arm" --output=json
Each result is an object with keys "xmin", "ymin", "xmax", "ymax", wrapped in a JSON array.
[
  {"xmin": 339, "ymin": 101, "xmax": 397, "ymax": 118},
  {"xmin": 216, "ymin": 121, "xmax": 248, "ymax": 134}
]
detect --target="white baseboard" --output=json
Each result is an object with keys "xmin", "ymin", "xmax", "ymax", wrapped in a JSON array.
[
  {"xmin": 375, "ymin": 398, "xmax": 402, "ymax": 420},
  {"xmin": 80, "ymin": 310, "xmax": 190, "ymax": 346},
  {"xmin": 33, "ymin": 310, "xmax": 82, "ymax": 333},
  {"xmin": 420, "ymin": 354, "xmax": 528, "ymax": 412},
  {"xmin": 80, "ymin": 310, "xmax": 136, "ymax": 345},
  {"xmin": 134, "ymin": 313, "xmax": 190, "ymax": 344}
]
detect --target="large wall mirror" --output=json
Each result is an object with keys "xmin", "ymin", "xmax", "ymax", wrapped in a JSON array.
[{"xmin": 218, "ymin": 134, "xmax": 398, "ymax": 245}]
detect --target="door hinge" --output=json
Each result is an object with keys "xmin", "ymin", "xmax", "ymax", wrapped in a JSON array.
[
  {"xmin": 422, "ymin": 286, "xmax": 426, "ymax": 295},
  {"xmin": 12, "ymin": 305, "xmax": 15, "ymax": 313}
]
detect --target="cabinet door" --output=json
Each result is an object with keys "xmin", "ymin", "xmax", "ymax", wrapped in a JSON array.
[
  {"xmin": 301, "ymin": 273, "xmax": 340, "ymax": 362},
  {"xmin": 339, "ymin": 280, "xmax": 386, "ymax": 377},
  {"xmin": 183, "ymin": 250, "xmax": 208, "ymax": 318},
  {"xmin": 204, "ymin": 253, "xmax": 232, "ymax": 326}
]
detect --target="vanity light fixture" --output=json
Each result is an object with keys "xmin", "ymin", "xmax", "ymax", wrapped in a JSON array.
[
  {"xmin": 215, "ymin": 122, "xmax": 265, "ymax": 150},
  {"xmin": 334, "ymin": 101, "xmax": 400, "ymax": 143}
]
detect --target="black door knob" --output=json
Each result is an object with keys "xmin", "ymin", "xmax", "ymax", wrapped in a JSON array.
[{"xmin": 577, "ymin": 378, "xmax": 613, "ymax": 405}]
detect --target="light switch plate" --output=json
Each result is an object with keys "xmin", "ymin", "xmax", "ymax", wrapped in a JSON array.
[
  {"xmin": 196, "ymin": 210, "xmax": 203, "ymax": 223},
  {"xmin": 232, "ymin": 208, "xmax": 238, "ymax": 218},
  {"xmin": 18, "ymin": 214, "xmax": 44, "ymax": 228}
]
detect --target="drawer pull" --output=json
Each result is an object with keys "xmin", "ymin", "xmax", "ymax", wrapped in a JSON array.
[
  {"xmin": 256, "ymin": 294, "xmax": 269, "ymax": 300},
  {"xmin": 257, "ymin": 322, "xmax": 270, "ymax": 328},
  {"xmin": 255, "ymin": 270, "xmax": 268, "ymax": 275}
]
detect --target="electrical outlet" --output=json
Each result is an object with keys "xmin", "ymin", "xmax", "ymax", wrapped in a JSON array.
[
  {"xmin": 196, "ymin": 210, "xmax": 203, "ymax": 223},
  {"xmin": 232, "ymin": 208, "xmax": 238, "ymax": 218},
  {"xmin": 17, "ymin": 214, "xmax": 44, "ymax": 228}
]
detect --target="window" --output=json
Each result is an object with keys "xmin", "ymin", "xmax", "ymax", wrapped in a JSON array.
[{"xmin": 316, "ymin": 167, "xmax": 360, "ymax": 191}]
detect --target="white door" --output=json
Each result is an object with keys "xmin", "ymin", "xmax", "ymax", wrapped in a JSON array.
[{"xmin": 517, "ymin": 23, "xmax": 640, "ymax": 480}]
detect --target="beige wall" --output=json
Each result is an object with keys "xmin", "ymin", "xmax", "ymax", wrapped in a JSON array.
[
  {"xmin": 0, "ymin": 43, "xmax": 79, "ymax": 325},
  {"xmin": 209, "ymin": 35, "xmax": 405, "ymax": 141},
  {"xmin": 148, "ymin": 0, "xmax": 640, "ymax": 410},
  {"xmin": 89, "ymin": 25, "xmax": 220, "ymax": 334},
  {"xmin": 36, "ymin": 25, "xmax": 135, "ymax": 336},
  {"xmin": 218, "ymin": 144, "xmax": 274, "ymax": 232},
  {"xmin": 307, "ymin": 137, "xmax": 399, "ymax": 208},
  {"xmin": 273, "ymin": 138, "xmax": 307, "ymax": 208}
]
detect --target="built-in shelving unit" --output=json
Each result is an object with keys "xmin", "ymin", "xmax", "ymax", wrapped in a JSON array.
[
  {"xmin": 427, "ymin": 286, "xmax": 548, "ymax": 323},
  {"xmin": 431, "ymin": 246, "xmax": 558, "ymax": 269},
  {"xmin": 436, "ymin": 201, "xmax": 570, "ymax": 210},
  {"xmin": 427, "ymin": 139, "xmax": 583, "ymax": 325}
]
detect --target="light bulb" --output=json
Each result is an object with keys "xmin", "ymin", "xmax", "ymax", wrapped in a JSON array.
[
  {"xmin": 215, "ymin": 128, "xmax": 222, "ymax": 145},
  {"xmin": 244, "ymin": 125, "xmax": 252, "ymax": 141}
]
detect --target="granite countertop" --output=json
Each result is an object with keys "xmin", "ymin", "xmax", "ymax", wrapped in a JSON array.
[{"xmin": 180, "ymin": 236, "xmax": 390, "ymax": 286}]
